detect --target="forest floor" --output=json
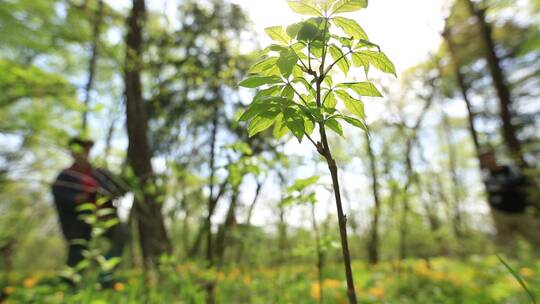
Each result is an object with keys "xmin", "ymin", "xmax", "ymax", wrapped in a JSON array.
[{"xmin": 1, "ymin": 255, "xmax": 539, "ymax": 303}]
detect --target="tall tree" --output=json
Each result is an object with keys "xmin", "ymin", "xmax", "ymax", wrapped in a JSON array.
[
  {"xmin": 464, "ymin": 0, "xmax": 524, "ymax": 165},
  {"xmin": 81, "ymin": 0, "xmax": 104, "ymax": 131},
  {"xmin": 124, "ymin": 0, "xmax": 171, "ymax": 266},
  {"xmin": 364, "ymin": 132, "xmax": 381, "ymax": 264}
]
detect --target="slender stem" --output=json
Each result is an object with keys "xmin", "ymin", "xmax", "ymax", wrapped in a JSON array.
[{"xmin": 315, "ymin": 70, "xmax": 357, "ymax": 303}]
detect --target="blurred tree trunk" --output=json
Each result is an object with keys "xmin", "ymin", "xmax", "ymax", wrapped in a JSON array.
[
  {"xmin": 442, "ymin": 26, "xmax": 482, "ymax": 158},
  {"xmin": 124, "ymin": 0, "xmax": 171, "ymax": 266},
  {"xmin": 236, "ymin": 178, "xmax": 264, "ymax": 262},
  {"xmin": 82, "ymin": 0, "xmax": 103, "ymax": 131},
  {"xmin": 441, "ymin": 108, "xmax": 464, "ymax": 237},
  {"xmin": 216, "ymin": 186, "xmax": 240, "ymax": 265},
  {"xmin": 464, "ymin": 0, "xmax": 524, "ymax": 165},
  {"xmin": 364, "ymin": 132, "xmax": 381, "ymax": 264},
  {"xmin": 205, "ymin": 101, "xmax": 220, "ymax": 266}
]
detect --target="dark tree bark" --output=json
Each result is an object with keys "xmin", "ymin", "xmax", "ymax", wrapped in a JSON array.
[
  {"xmin": 364, "ymin": 132, "xmax": 381, "ymax": 264},
  {"xmin": 442, "ymin": 26, "xmax": 482, "ymax": 157},
  {"xmin": 124, "ymin": 0, "xmax": 171, "ymax": 267},
  {"xmin": 82, "ymin": 0, "xmax": 104, "ymax": 131},
  {"xmin": 464, "ymin": 0, "xmax": 525, "ymax": 165},
  {"xmin": 215, "ymin": 186, "xmax": 240, "ymax": 265}
]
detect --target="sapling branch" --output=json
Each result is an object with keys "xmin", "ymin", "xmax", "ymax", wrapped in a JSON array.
[{"xmin": 239, "ymin": 3, "xmax": 395, "ymax": 303}]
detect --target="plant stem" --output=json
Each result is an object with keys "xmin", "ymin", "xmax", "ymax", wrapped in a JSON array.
[{"xmin": 316, "ymin": 77, "xmax": 357, "ymax": 304}]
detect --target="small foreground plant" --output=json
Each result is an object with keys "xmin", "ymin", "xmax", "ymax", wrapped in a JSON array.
[{"xmin": 238, "ymin": 0, "xmax": 396, "ymax": 302}]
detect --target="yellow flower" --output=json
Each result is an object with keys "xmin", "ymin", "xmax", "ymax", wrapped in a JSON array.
[
  {"xmin": 519, "ymin": 267, "xmax": 535, "ymax": 278},
  {"xmin": 310, "ymin": 282, "xmax": 321, "ymax": 300},
  {"xmin": 113, "ymin": 282, "xmax": 125, "ymax": 292},
  {"xmin": 23, "ymin": 277, "xmax": 38, "ymax": 289},
  {"xmin": 3, "ymin": 286, "xmax": 15, "ymax": 295},
  {"xmin": 368, "ymin": 286, "xmax": 384, "ymax": 298},
  {"xmin": 243, "ymin": 275, "xmax": 252, "ymax": 285},
  {"xmin": 323, "ymin": 279, "xmax": 342, "ymax": 289}
]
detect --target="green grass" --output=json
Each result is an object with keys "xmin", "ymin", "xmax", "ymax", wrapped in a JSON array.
[{"xmin": 2, "ymin": 256, "xmax": 539, "ymax": 303}]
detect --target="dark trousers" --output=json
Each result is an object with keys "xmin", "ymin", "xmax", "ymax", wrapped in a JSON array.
[{"xmin": 57, "ymin": 207, "xmax": 128, "ymax": 271}]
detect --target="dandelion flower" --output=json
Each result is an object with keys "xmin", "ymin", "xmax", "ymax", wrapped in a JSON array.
[
  {"xmin": 368, "ymin": 286, "xmax": 384, "ymax": 298},
  {"xmin": 519, "ymin": 267, "xmax": 535, "ymax": 278},
  {"xmin": 3, "ymin": 286, "xmax": 15, "ymax": 295},
  {"xmin": 113, "ymin": 282, "xmax": 125, "ymax": 292},
  {"xmin": 23, "ymin": 277, "xmax": 38, "ymax": 289},
  {"xmin": 310, "ymin": 282, "xmax": 321, "ymax": 300}
]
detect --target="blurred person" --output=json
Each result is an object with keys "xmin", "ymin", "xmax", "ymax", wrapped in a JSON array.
[
  {"xmin": 51, "ymin": 137, "xmax": 129, "ymax": 287},
  {"xmin": 480, "ymin": 149, "xmax": 540, "ymax": 253}
]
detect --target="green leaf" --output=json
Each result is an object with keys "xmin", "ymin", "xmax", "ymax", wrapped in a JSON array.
[
  {"xmin": 304, "ymin": 117, "xmax": 315, "ymax": 135},
  {"xmin": 332, "ymin": 16, "xmax": 368, "ymax": 40},
  {"xmin": 248, "ymin": 110, "xmax": 280, "ymax": 137},
  {"xmin": 328, "ymin": 44, "xmax": 350, "ymax": 75},
  {"xmin": 298, "ymin": 22, "xmax": 320, "ymax": 42},
  {"xmin": 277, "ymin": 49, "xmax": 299, "ymax": 77},
  {"xmin": 323, "ymin": 75, "xmax": 334, "ymax": 88},
  {"xmin": 351, "ymin": 52, "xmax": 370, "ymax": 76},
  {"xmin": 335, "ymin": 89, "xmax": 365, "ymax": 119},
  {"xmin": 323, "ymin": 90, "xmax": 337, "ymax": 108},
  {"xmin": 282, "ymin": 84, "xmax": 295, "ymax": 99},
  {"xmin": 76, "ymin": 203, "xmax": 96, "ymax": 212},
  {"xmin": 284, "ymin": 108, "xmax": 305, "ymax": 142},
  {"xmin": 239, "ymin": 76, "xmax": 282, "ymax": 88},
  {"xmin": 273, "ymin": 113, "xmax": 290, "ymax": 139},
  {"xmin": 286, "ymin": 22, "xmax": 303, "ymax": 39},
  {"xmin": 342, "ymin": 115, "xmax": 368, "ymax": 131},
  {"xmin": 325, "ymin": 118, "xmax": 344, "ymax": 137},
  {"xmin": 497, "ymin": 255, "xmax": 537, "ymax": 304},
  {"xmin": 287, "ymin": 0, "xmax": 323, "ymax": 16},
  {"xmin": 337, "ymin": 82, "xmax": 382, "ymax": 97},
  {"xmin": 354, "ymin": 50, "xmax": 396, "ymax": 76},
  {"xmin": 265, "ymin": 26, "xmax": 291, "ymax": 45},
  {"xmin": 288, "ymin": 176, "xmax": 320, "ymax": 192},
  {"xmin": 293, "ymin": 77, "xmax": 316, "ymax": 97},
  {"xmin": 331, "ymin": 0, "xmax": 368, "ymax": 14},
  {"xmin": 337, "ymin": 36, "xmax": 353, "ymax": 48},
  {"xmin": 292, "ymin": 65, "xmax": 304, "ymax": 78},
  {"xmin": 239, "ymin": 100, "xmax": 276, "ymax": 122},
  {"xmin": 248, "ymin": 57, "xmax": 279, "ymax": 74}
]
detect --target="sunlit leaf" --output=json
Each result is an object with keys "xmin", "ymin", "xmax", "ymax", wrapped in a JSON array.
[
  {"xmin": 332, "ymin": 16, "xmax": 368, "ymax": 40},
  {"xmin": 286, "ymin": 0, "xmax": 323, "ymax": 16},
  {"xmin": 331, "ymin": 0, "xmax": 368, "ymax": 14},
  {"xmin": 265, "ymin": 26, "xmax": 292, "ymax": 45}
]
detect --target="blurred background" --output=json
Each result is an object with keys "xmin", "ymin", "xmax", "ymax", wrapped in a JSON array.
[{"xmin": 1, "ymin": 0, "xmax": 539, "ymax": 303}]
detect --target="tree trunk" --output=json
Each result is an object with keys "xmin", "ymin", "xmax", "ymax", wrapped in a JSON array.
[
  {"xmin": 236, "ymin": 178, "xmax": 264, "ymax": 262},
  {"xmin": 205, "ymin": 101, "xmax": 219, "ymax": 266},
  {"xmin": 441, "ymin": 108, "xmax": 464, "ymax": 237},
  {"xmin": 124, "ymin": 0, "xmax": 171, "ymax": 267},
  {"xmin": 215, "ymin": 186, "xmax": 240, "ymax": 265},
  {"xmin": 464, "ymin": 0, "xmax": 524, "ymax": 165},
  {"xmin": 364, "ymin": 132, "xmax": 381, "ymax": 264},
  {"xmin": 82, "ymin": 0, "xmax": 103, "ymax": 131},
  {"xmin": 442, "ymin": 27, "xmax": 482, "ymax": 157}
]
